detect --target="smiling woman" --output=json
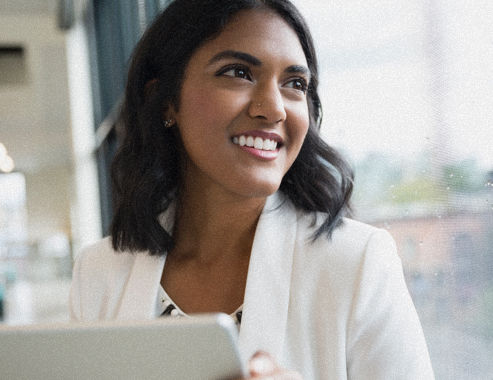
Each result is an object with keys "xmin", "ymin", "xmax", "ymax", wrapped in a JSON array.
[{"xmin": 69, "ymin": 1, "xmax": 434, "ymax": 379}]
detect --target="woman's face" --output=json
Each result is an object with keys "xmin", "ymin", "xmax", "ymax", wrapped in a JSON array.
[{"xmin": 171, "ymin": 9, "xmax": 310, "ymax": 200}]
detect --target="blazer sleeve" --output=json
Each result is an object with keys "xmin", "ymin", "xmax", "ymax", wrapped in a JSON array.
[{"xmin": 346, "ymin": 229, "xmax": 435, "ymax": 379}]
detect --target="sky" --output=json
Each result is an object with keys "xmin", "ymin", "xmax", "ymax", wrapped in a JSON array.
[{"xmin": 291, "ymin": 0, "xmax": 493, "ymax": 170}]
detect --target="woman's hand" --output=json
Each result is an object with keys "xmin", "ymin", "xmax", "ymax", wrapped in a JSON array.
[{"xmin": 240, "ymin": 351, "xmax": 303, "ymax": 379}]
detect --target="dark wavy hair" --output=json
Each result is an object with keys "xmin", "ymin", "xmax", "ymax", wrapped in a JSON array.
[{"xmin": 111, "ymin": 0, "xmax": 353, "ymax": 255}]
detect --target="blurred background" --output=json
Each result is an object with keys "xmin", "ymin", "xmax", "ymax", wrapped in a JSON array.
[{"xmin": 0, "ymin": 0, "xmax": 492, "ymax": 378}]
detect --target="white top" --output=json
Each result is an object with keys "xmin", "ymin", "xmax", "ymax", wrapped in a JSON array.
[
  {"xmin": 156, "ymin": 285, "xmax": 243, "ymax": 327},
  {"xmin": 70, "ymin": 191, "xmax": 435, "ymax": 379}
]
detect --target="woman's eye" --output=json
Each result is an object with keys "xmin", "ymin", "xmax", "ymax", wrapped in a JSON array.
[
  {"xmin": 218, "ymin": 65, "xmax": 252, "ymax": 80},
  {"xmin": 286, "ymin": 78, "xmax": 308, "ymax": 93}
]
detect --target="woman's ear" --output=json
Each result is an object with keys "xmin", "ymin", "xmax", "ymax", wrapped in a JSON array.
[
  {"xmin": 163, "ymin": 102, "xmax": 178, "ymax": 124},
  {"xmin": 144, "ymin": 78, "xmax": 159, "ymax": 99},
  {"xmin": 163, "ymin": 103, "xmax": 178, "ymax": 128}
]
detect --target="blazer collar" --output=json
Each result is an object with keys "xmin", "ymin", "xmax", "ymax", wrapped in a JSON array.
[
  {"xmin": 238, "ymin": 192, "xmax": 298, "ymax": 362},
  {"xmin": 116, "ymin": 203, "xmax": 176, "ymax": 320}
]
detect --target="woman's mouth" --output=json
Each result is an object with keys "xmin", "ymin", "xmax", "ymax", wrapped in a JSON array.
[
  {"xmin": 231, "ymin": 133, "xmax": 282, "ymax": 160},
  {"xmin": 231, "ymin": 134, "xmax": 282, "ymax": 151}
]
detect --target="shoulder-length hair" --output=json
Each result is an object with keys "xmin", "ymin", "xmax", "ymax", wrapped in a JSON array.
[{"xmin": 111, "ymin": 0, "xmax": 353, "ymax": 255}]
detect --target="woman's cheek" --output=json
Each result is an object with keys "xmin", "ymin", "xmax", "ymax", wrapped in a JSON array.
[
  {"xmin": 180, "ymin": 87, "xmax": 215, "ymax": 121},
  {"xmin": 182, "ymin": 87, "xmax": 244, "ymax": 130},
  {"xmin": 287, "ymin": 107, "xmax": 309, "ymax": 147}
]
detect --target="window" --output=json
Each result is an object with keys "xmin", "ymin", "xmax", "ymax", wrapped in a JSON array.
[
  {"xmin": 0, "ymin": 173, "xmax": 28, "ymax": 255},
  {"xmin": 292, "ymin": 0, "xmax": 493, "ymax": 377},
  {"xmin": 0, "ymin": 173, "xmax": 72, "ymax": 324}
]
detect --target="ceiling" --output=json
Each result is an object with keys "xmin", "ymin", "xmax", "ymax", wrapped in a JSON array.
[{"xmin": 0, "ymin": 0, "xmax": 73, "ymax": 173}]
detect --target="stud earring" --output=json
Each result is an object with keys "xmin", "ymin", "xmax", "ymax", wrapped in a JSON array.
[{"xmin": 163, "ymin": 119, "xmax": 174, "ymax": 128}]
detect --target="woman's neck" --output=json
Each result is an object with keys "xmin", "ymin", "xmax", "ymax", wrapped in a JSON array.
[
  {"xmin": 171, "ymin": 184, "xmax": 267, "ymax": 263},
  {"xmin": 161, "ymin": 172, "xmax": 269, "ymax": 314}
]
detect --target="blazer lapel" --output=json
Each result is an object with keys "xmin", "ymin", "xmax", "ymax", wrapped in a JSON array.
[
  {"xmin": 116, "ymin": 252, "xmax": 165, "ymax": 319},
  {"xmin": 238, "ymin": 192, "xmax": 298, "ymax": 362}
]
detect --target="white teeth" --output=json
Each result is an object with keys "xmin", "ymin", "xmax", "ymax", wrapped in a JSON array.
[
  {"xmin": 264, "ymin": 139, "xmax": 277, "ymax": 151},
  {"xmin": 233, "ymin": 135, "xmax": 279, "ymax": 151}
]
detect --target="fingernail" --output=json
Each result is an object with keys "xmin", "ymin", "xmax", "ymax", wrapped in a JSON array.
[{"xmin": 250, "ymin": 353, "xmax": 275, "ymax": 374}]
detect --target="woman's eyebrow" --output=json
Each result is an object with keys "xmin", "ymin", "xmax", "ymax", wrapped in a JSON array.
[
  {"xmin": 286, "ymin": 65, "xmax": 311, "ymax": 80},
  {"xmin": 208, "ymin": 50, "xmax": 261, "ymax": 66}
]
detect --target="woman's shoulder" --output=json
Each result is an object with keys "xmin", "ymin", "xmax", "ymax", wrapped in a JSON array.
[
  {"xmin": 295, "ymin": 210, "xmax": 398, "ymax": 271},
  {"xmin": 70, "ymin": 237, "xmax": 140, "ymax": 321},
  {"xmin": 332, "ymin": 217, "xmax": 395, "ymax": 254},
  {"xmin": 74, "ymin": 237, "xmax": 137, "ymax": 276},
  {"xmin": 76, "ymin": 237, "xmax": 115, "ymax": 262},
  {"xmin": 332, "ymin": 217, "xmax": 386, "ymax": 239},
  {"xmin": 298, "ymin": 208, "xmax": 394, "ymax": 249},
  {"xmin": 78, "ymin": 236, "xmax": 113, "ymax": 256}
]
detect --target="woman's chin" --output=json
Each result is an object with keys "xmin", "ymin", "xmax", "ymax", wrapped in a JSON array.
[{"xmin": 231, "ymin": 179, "xmax": 282, "ymax": 200}]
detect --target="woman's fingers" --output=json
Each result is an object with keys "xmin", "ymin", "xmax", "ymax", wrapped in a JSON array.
[
  {"xmin": 248, "ymin": 351, "xmax": 278, "ymax": 376},
  {"xmin": 245, "ymin": 351, "xmax": 303, "ymax": 379},
  {"xmin": 245, "ymin": 370, "xmax": 303, "ymax": 380}
]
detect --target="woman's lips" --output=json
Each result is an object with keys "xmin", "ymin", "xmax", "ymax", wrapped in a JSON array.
[
  {"xmin": 236, "ymin": 145, "xmax": 279, "ymax": 160},
  {"xmin": 231, "ymin": 132, "xmax": 282, "ymax": 160}
]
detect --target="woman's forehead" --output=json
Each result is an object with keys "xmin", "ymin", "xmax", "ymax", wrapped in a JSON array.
[{"xmin": 192, "ymin": 9, "xmax": 308, "ymax": 67}]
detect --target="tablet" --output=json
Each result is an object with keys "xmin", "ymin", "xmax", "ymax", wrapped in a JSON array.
[{"xmin": 0, "ymin": 313, "xmax": 247, "ymax": 380}]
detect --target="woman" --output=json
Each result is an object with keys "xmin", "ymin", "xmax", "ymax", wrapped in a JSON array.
[{"xmin": 70, "ymin": 0, "xmax": 434, "ymax": 378}]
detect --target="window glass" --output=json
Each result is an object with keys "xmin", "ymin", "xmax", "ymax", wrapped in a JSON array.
[
  {"xmin": 292, "ymin": 0, "xmax": 493, "ymax": 377},
  {"xmin": 0, "ymin": 173, "xmax": 72, "ymax": 324}
]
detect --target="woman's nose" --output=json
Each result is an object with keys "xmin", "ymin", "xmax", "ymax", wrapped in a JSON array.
[{"xmin": 248, "ymin": 82, "xmax": 287, "ymax": 123}]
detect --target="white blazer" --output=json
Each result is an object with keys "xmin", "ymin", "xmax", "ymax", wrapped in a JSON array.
[{"xmin": 70, "ymin": 192, "xmax": 434, "ymax": 379}]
